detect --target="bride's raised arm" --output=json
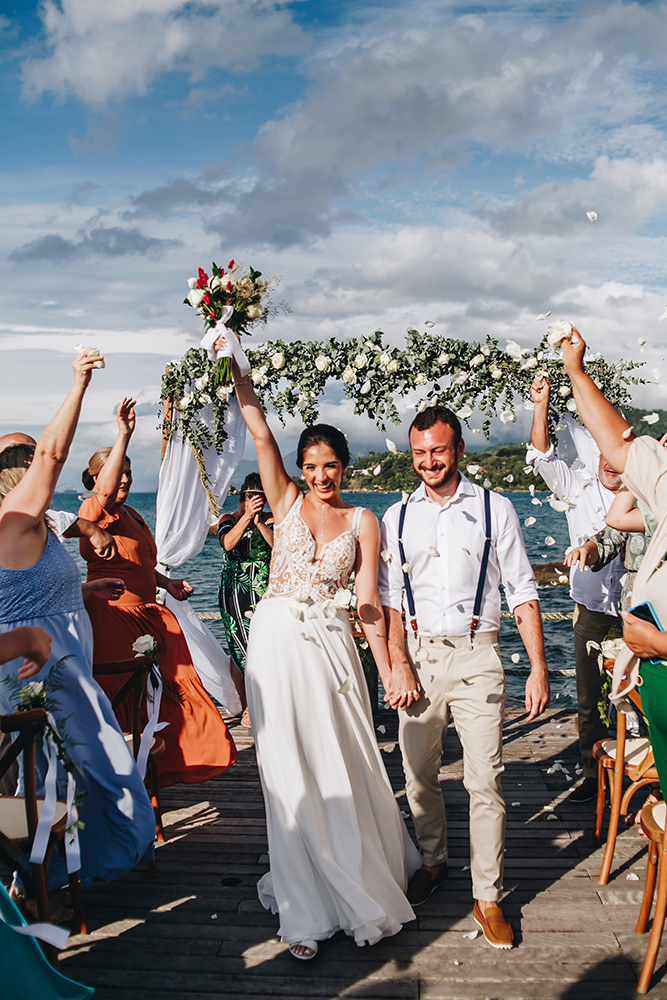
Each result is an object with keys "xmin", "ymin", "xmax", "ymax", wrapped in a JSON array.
[{"xmin": 229, "ymin": 353, "xmax": 299, "ymax": 524}]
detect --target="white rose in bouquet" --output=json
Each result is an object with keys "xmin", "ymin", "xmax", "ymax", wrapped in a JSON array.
[
  {"xmin": 247, "ymin": 303, "xmax": 263, "ymax": 319},
  {"xmin": 271, "ymin": 352, "xmax": 285, "ymax": 369},
  {"xmin": 200, "ymin": 393, "xmax": 212, "ymax": 404},
  {"xmin": 315, "ymin": 355, "xmax": 331, "ymax": 372},
  {"xmin": 187, "ymin": 289, "xmax": 205, "ymax": 308},
  {"xmin": 132, "ymin": 634, "xmax": 156, "ymax": 655},
  {"xmin": 187, "ymin": 277, "xmax": 198, "ymax": 289},
  {"xmin": 342, "ymin": 366, "xmax": 356, "ymax": 384}
]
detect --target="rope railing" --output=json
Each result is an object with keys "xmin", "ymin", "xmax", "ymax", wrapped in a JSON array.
[{"xmin": 197, "ymin": 609, "xmax": 575, "ymax": 622}]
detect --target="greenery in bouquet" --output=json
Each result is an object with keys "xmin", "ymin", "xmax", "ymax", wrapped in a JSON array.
[{"xmin": 3, "ymin": 657, "xmax": 87, "ymax": 830}]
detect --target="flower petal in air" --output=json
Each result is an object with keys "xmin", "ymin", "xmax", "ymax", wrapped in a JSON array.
[
  {"xmin": 511, "ymin": 653, "xmax": 521, "ymax": 663},
  {"xmin": 524, "ymin": 516, "xmax": 536, "ymax": 526},
  {"xmin": 424, "ymin": 320, "xmax": 435, "ymax": 328},
  {"xmin": 373, "ymin": 464, "xmax": 381, "ymax": 476},
  {"xmin": 643, "ymin": 413, "xmax": 660, "ymax": 424},
  {"xmin": 386, "ymin": 438, "xmax": 398, "ymax": 454},
  {"xmin": 500, "ymin": 410, "xmax": 516, "ymax": 424},
  {"xmin": 659, "ymin": 306, "xmax": 667, "ymax": 322},
  {"xmin": 455, "ymin": 405, "xmax": 473, "ymax": 419},
  {"xmin": 338, "ymin": 676, "xmax": 354, "ymax": 695},
  {"xmin": 428, "ymin": 547, "xmax": 440, "ymax": 558},
  {"xmin": 483, "ymin": 479, "xmax": 492, "ymax": 489},
  {"xmin": 380, "ymin": 549, "xmax": 392, "ymax": 563},
  {"xmin": 586, "ymin": 211, "xmax": 597, "ymax": 222},
  {"xmin": 545, "ymin": 535, "xmax": 556, "ymax": 546},
  {"xmin": 536, "ymin": 312, "xmax": 552, "ymax": 321}
]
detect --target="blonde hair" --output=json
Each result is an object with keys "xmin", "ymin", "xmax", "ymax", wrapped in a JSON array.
[
  {"xmin": 82, "ymin": 447, "xmax": 112, "ymax": 491},
  {"xmin": 0, "ymin": 466, "xmax": 27, "ymax": 506}
]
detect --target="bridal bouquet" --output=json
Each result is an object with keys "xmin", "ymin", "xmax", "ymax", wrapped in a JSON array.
[{"xmin": 184, "ymin": 260, "xmax": 276, "ymax": 385}]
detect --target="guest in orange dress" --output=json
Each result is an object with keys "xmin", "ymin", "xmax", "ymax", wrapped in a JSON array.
[{"xmin": 79, "ymin": 397, "xmax": 237, "ymax": 787}]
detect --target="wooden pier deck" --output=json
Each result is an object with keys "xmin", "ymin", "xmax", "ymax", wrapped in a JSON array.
[{"xmin": 49, "ymin": 708, "xmax": 667, "ymax": 999}]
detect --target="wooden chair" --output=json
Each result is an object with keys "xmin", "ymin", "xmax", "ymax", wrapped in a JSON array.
[
  {"xmin": 592, "ymin": 672, "xmax": 659, "ymax": 885},
  {"xmin": 0, "ymin": 707, "xmax": 88, "ymax": 961},
  {"xmin": 634, "ymin": 800, "xmax": 667, "ymax": 993},
  {"xmin": 93, "ymin": 657, "xmax": 166, "ymax": 846}
]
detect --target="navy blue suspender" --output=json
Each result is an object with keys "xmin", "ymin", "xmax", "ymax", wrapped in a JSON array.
[
  {"xmin": 398, "ymin": 500, "xmax": 418, "ymax": 634},
  {"xmin": 470, "ymin": 488, "xmax": 492, "ymax": 642},
  {"xmin": 398, "ymin": 488, "xmax": 493, "ymax": 640}
]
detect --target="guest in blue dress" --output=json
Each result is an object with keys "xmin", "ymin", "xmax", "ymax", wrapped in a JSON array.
[{"xmin": 0, "ymin": 351, "xmax": 155, "ymax": 903}]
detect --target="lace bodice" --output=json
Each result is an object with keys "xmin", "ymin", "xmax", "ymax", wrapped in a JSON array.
[
  {"xmin": 263, "ymin": 494, "xmax": 363, "ymax": 603},
  {"xmin": 0, "ymin": 529, "xmax": 84, "ymax": 625}
]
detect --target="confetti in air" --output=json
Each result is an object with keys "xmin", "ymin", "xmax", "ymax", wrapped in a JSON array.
[{"xmin": 586, "ymin": 211, "xmax": 597, "ymax": 221}]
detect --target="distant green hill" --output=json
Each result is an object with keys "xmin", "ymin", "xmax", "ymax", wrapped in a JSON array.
[
  {"xmin": 622, "ymin": 405, "xmax": 667, "ymax": 438},
  {"xmin": 345, "ymin": 444, "xmax": 541, "ymax": 492}
]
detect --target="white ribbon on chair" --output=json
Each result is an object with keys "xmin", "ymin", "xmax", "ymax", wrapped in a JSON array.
[
  {"xmin": 0, "ymin": 908, "xmax": 70, "ymax": 949},
  {"xmin": 29, "ymin": 714, "xmax": 82, "ymax": 874},
  {"xmin": 136, "ymin": 666, "xmax": 169, "ymax": 780},
  {"xmin": 29, "ymin": 726, "xmax": 58, "ymax": 867},
  {"xmin": 64, "ymin": 771, "xmax": 81, "ymax": 875}
]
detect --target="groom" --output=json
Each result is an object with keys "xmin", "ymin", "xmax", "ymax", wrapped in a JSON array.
[{"xmin": 379, "ymin": 406, "xmax": 550, "ymax": 949}]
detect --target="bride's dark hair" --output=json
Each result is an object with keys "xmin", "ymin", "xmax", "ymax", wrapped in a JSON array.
[{"xmin": 297, "ymin": 425, "xmax": 350, "ymax": 469}]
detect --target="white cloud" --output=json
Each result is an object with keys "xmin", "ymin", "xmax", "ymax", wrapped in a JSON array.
[
  {"xmin": 207, "ymin": 2, "xmax": 667, "ymax": 247},
  {"xmin": 20, "ymin": 0, "xmax": 308, "ymax": 107}
]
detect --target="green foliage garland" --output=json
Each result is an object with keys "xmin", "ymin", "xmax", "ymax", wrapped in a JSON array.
[{"xmin": 160, "ymin": 329, "xmax": 647, "ymax": 467}]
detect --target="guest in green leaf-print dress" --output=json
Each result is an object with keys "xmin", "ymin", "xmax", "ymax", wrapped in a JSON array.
[{"xmin": 218, "ymin": 475, "xmax": 273, "ymax": 723}]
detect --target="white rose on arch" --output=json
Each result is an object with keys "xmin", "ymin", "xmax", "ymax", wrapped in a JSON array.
[
  {"xmin": 342, "ymin": 366, "xmax": 357, "ymax": 384},
  {"xmin": 415, "ymin": 373, "xmax": 428, "ymax": 385},
  {"xmin": 354, "ymin": 353, "xmax": 368, "ymax": 369},
  {"xmin": 271, "ymin": 352, "xmax": 285, "ymax": 369},
  {"xmin": 315, "ymin": 355, "xmax": 331, "ymax": 373},
  {"xmin": 386, "ymin": 359, "xmax": 400, "ymax": 372}
]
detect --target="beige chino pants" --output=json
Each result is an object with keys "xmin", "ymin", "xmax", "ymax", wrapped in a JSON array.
[{"xmin": 399, "ymin": 631, "xmax": 506, "ymax": 902}]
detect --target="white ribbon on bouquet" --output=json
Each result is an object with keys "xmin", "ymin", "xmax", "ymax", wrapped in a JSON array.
[{"xmin": 154, "ymin": 313, "xmax": 251, "ymax": 715}]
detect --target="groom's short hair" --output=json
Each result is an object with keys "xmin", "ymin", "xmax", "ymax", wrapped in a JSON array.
[{"xmin": 409, "ymin": 406, "xmax": 462, "ymax": 448}]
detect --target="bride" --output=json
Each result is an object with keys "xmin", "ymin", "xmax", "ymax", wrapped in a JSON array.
[{"xmin": 218, "ymin": 338, "xmax": 419, "ymax": 959}]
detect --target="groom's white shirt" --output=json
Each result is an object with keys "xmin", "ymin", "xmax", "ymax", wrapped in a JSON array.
[{"xmin": 379, "ymin": 475, "xmax": 538, "ymax": 637}]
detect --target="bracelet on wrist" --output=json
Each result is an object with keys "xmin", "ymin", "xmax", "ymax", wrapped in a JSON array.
[{"xmin": 234, "ymin": 379, "xmax": 250, "ymax": 388}]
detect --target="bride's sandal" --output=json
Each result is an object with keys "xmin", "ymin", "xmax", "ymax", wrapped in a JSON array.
[
  {"xmin": 240, "ymin": 707, "xmax": 252, "ymax": 729},
  {"xmin": 289, "ymin": 940, "xmax": 318, "ymax": 960}
]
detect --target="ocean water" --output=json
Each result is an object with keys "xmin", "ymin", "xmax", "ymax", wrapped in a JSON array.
[{"xmin": 52, "ymin": 490, "xmax": 578, "ymax": 710}]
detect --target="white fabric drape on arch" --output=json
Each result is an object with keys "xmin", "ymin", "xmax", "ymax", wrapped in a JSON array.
[{"xmin": 154, "ymin": 397, "xmax": 246, "ymax": 714}]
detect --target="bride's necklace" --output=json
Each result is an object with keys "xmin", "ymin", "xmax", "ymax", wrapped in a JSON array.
[{"xmin": 307, "ymin": 493, "xmax": 328, "ymax": 544}]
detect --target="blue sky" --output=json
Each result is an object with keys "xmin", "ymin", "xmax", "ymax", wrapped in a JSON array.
[{"xmin": 1, "ymin": 0, "xmax": 667, "ymax": 488}]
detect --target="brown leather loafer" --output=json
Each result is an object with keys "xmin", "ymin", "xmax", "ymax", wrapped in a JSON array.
[
  {"xmin": 473, "ymin": 901, "xmax": 514, "ymax": 949},
  {"xmin": 406, "ymin": 863, "xmax": 449, "ymax": 906}
]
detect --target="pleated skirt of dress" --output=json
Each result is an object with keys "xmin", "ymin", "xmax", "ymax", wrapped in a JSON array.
[{"xmin": 245, "ymin": 597, "xmax": 419, "ymax": 947}]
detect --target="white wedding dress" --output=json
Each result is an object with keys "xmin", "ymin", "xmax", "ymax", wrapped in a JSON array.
[{"xmin": 245, "ymin": 494, "xmax": 419, "ymax": 946}]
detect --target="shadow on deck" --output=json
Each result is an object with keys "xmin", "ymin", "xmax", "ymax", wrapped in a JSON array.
[{"xmin": 16, "ymin": 709, "xmax": 667, "ymax": 999}]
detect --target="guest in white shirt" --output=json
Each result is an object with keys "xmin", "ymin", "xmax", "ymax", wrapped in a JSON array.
[
  {"xmin": 526, "ymin": 375, "xmax": 624, "ymax": 803},
  {"xmin": 379, "ymin": 406, "xmax": 550, "ymax": 951}
]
